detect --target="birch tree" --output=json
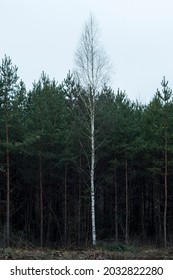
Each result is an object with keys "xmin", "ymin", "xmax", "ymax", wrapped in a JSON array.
[{"xmin": 75, "ymin": 15, "xmax": 111, "ymax": 245}]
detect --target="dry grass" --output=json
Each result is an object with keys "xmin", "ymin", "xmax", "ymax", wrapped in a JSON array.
[{"xmin": 1, "ymin": 245, "xmax": 173, "ymax": 260}]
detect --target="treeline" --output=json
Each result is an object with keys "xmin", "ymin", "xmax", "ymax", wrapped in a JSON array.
[{"xmin": 0, "ymin": 55, "xmax": 173, "ymax": 248}]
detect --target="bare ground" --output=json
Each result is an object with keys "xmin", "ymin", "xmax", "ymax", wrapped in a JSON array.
[{"xmin": 1, "ymin": 246, "xmax": 173, "ymax": 260}]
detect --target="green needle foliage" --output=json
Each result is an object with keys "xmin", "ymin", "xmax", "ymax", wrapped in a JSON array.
[{"xmin": 1, "ymin": 54, "xmax": 173, "ymax": 249}]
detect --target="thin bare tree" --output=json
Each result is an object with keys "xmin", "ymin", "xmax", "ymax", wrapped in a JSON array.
[{"xmin": 75, "ymin": 14, "xmax": 111, "ymax": 245}]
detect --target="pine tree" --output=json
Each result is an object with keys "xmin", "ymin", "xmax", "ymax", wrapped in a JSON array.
[
  {"xmin": 156, "ymin": 77, "xmax": 172, "ymax": 249},
  {"xmin": 0, "ymin": 55, "xmax": 19, "ymax": 247}
]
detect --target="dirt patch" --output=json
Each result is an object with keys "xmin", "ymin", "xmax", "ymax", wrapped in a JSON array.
[{"xmin": 1, "ymin": 247, "xmax": 173, "ymax": 260}]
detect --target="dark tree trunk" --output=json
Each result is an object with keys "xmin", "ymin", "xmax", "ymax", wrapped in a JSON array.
[
  {"xmin": 125, "ymin": 158, "xmax": 129, "ymax": 244},
  {"xmin": 6, "ymin": 121, "xmax": 10, "ymax": 247},
  {"xmin": 114, "ymin": 166, "xmax": 118, "ymax": 242},
  {"xmin": 39, "ymin": 151, "xmax": 43, "ymax": 247},
  {"xmin": 164, "ymin": 128, "xmax": 168, "ymax": 249},
  {"xmin": 78, "ymin": 149, "xmax": 82, "ymax": 245},
  {"xmin": 64, "ymin": 164, "xmax": 67, "ymax": 245},
  {"xmin": 141, "ymin": 187, "xmax": 146, "ymax": 241}
]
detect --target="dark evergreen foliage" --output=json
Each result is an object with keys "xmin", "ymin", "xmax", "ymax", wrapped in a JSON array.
[{"xmin": 0, "ymin": 56, "xmax": 173, "ymax": 248}]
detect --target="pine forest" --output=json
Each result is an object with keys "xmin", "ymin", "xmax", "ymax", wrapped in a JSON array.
[{"xmin": 1, "ymin": 17, "xmax": 173, "ymax": 256}]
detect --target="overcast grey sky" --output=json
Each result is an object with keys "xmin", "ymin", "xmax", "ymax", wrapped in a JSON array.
[{"xmin": 1, "ymin": 0, "xmax": 173, "ymax": 104}]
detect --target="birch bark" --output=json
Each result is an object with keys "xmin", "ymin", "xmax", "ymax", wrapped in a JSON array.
[{"xmin": 75, "ymin": 15, "xmax": 111, "ymax": 245}]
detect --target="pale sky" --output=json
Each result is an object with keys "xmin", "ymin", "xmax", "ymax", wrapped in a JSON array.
[{"xmin": 1, "ymin": 0, "xmax": 173, "ymax": 104}]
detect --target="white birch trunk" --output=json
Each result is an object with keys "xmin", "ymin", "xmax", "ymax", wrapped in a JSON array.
[
  {"xmin": 75, "ymin": 14, "xmax": 111, "ymax": 246},
  {"xmin": 91, "ymin": 112, "xmax": 96, "ymax": 245}
]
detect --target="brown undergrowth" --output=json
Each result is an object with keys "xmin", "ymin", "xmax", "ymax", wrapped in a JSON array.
[{"xmin": 0, "ymin": 245, "xmax": 173, "ymax": 260}]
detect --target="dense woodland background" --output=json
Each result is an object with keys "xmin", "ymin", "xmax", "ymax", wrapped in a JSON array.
[{"xmin": 1, "ymin": 55, "xmax": 173, "ymax": 249}]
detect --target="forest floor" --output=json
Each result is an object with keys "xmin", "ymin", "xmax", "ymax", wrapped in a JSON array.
[{"xmin": 1, "ymin": 244, "xmax": 173, "ymax": 260}]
